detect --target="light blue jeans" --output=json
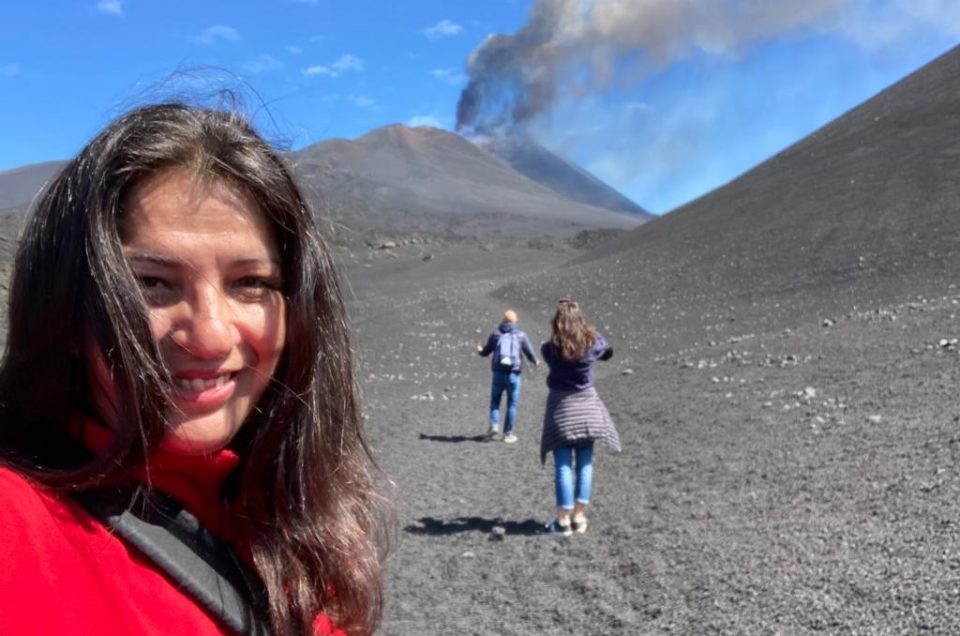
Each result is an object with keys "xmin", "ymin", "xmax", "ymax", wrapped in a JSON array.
[
  {"xmin": 489, "ymin": 369, "xmax": 522, "ymax": 435},
  {"xmin": 553, "ymin": 444, "xmax": 594, "ymax": 509}
]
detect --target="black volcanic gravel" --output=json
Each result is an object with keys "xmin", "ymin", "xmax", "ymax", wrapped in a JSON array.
[{"xmin": 350, "ymin": 244, "xmax": 960, "ymax": 635}]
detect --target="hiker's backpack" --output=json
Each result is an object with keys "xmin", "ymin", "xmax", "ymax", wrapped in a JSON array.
[{"xmin": 496, "ymin": 331, "xmax": 521, "ymax": 370}]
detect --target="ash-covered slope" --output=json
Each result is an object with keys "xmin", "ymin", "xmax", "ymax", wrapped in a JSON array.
[
  {"xmin": 362, "ymin": 44, "xmax": 960, "ymax": 636},
  {"xmin": 472, "ymin": 134, "xmax": 650, "ymax": 217},
  {"xmin": 499, "ymin": 45, "xmax": 960, "ymax": 353},
  {"xmin": 0, "ymin": 161, "xmax": 65, "ymax": 213},
  {"xmin": 289, "ymin": 124, "xmax": 645, "ymax": 244}
]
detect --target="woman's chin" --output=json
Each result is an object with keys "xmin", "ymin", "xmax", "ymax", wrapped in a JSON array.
[{"xmin": 158, "ymin": 419, "xmax": 241, "ymax": 456}]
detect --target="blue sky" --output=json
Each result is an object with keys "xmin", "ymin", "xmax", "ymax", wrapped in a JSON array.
[{"xmin": 1, "ymin": 1, "xmax": 958, "ymax": 214}]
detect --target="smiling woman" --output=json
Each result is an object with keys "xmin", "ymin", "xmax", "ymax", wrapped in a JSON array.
[
  {"xmin": 118, "ymin": 169, "xmax": 287, "ymax": 456},
  {"xmin": 0, "ymin": 103, "xmax": 390, "ymax": 636}
]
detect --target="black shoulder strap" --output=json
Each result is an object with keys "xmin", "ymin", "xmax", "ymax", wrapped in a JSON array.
[{"xmin": 72, "ymin": 486, "xmax": 273, "ymax": 636}]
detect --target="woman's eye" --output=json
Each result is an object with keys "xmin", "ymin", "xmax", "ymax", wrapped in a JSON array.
[
  {"xmin": 136, "ymin": 276, "xmax": 177, "ymax": 305},
  {"xmin": 233, "ymin": 276, "xmax": 281, "ymax": 299},
  {"xmin": 237, "ymin": 276, "xmax": 268, "ymax": 288},
  {"xmin": 139, "ymin": 276, "xmax": 166, "ymax": 289}
]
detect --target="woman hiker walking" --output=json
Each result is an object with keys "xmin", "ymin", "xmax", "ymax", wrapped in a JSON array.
[{"xmin": 539, "ymin": 299, "xmax": 621, "ymax": 536}]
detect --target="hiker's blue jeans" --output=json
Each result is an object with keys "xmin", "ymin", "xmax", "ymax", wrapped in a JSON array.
[
  {"xmin": 553, "ymin": 444, "xmax": 594, "ymax": 509},
  {"xmin": 489, "ymin": 370, "xmax": 522, "ymax": 434}
]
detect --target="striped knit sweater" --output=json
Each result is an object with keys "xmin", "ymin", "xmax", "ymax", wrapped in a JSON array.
[{"xmin": 539, "ymin": 336, "xmax": 621, "ymax": 463}]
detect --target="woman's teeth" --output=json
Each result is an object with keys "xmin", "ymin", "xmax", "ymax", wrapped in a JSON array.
[{"xmin": 173, "ymin": 375, "xmax": 230, "ymax": 390}]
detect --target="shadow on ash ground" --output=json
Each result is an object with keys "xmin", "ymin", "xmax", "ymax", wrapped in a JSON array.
[{"xmin": 349, "ymin": 246, "xmax": 960, "ymax": 636}]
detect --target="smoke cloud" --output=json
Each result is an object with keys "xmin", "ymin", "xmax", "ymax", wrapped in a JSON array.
[{"xmin": 456, "ymin": 0, "xmax": 843, "ymax": 133}]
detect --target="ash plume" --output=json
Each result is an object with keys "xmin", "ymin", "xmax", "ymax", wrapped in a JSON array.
[{"xmin": 456, "ymin": 0, "xmax": 843, "ymax": 134}]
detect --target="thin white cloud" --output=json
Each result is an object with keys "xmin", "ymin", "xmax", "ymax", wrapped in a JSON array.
[
  {"xmin": 243, "ymin": 55, "xmax": 284, "ymax": 74},
  {"xmin": 408, "ymin": 114, "xmax": 446, "ymax": 129},
  {"xmin": 348, "ymin": 94, "xmax": 377, "ymax": 109},
  {"xmin": 197, "ymin": 25, "xmax": 241, "ymax": 46},
  {"xmin": 286, "ymin": 45, "xmax": 304, "ymax": 55},
  {"xmin": 303, "ymin": 65, "xmax": 335, "ymax": 77},
  {"xmin": 429, "ymin": 68, "xmax": 466, "ymax": 86},
  {"xmin": 0, "ymin": 63, "xmax": 21, "ymax": 77},
  {"xmin": 303, "ymin": 54, "xmax": 364, "ymax": 78},
  {"xmin": 422, "ymin": 19, "xmax": 463, "ymax": 39},
  {"xmin": 96, "ymin": 0, "xmax": 122, "ymax": 16},
  {"xmin": 331, "ymin": 54, "xmax": 364, "ymax": 73}
]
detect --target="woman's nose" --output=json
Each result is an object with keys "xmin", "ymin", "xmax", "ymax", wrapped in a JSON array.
[{"xmin": 173, "ymin": 285, "xmax": 234, "ymax": 357}]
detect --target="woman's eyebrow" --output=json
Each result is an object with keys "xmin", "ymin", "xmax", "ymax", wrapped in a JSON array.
[
  {"xmin": 125, "ymin": 251, "xmax": 281, "ymax": 270},
  {"xmin": 230, "ymin": 257, "xmax": 282, "ymax": 269},
  {"xmin": 123, "ymin": 251, "xmax": 187, "ymax": 268}
]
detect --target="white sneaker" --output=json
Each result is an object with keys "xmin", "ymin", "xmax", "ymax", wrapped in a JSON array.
[
  {"xmin": 572, "ymin": 516, "xmax": 588, "ymax": 534},
  {"xmin": 503, "ymin": 434, "xmax": 518, "ymax": 444}
]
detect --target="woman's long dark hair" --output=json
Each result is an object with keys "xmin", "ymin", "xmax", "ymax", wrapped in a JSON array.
[
  {"xmin": 0, "ymin": 102, "xmax": 387, "ymax": 635},
  {"xmin": 549, "ymin": 299, "xmax": 597, "ymax": 361}
]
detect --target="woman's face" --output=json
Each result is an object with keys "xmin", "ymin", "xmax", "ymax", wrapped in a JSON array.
[{"xmin": 118, "ymin": 169, "xmax": 287, "ymax": 455}]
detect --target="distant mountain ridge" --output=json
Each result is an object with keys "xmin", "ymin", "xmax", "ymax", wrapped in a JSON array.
[
  {"xmin": 0, "ymin": 161, "xmax": 66, "ymax": 213},
  {"xmin": 470, "ymin": 134, "xmax": 649, "ymax": 217},
  {"xmin": 289, "ymin": 124, "xmax": 647, "ymax": 243},
  {"xmin": 594, "ymin": 41, "xmax": 960, "ymax": 281},
  {"xmin": 0, "ymin": 125, "xmax": 649, "ymax": 245}
]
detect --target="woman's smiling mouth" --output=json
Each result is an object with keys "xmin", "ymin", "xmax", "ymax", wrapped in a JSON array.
[
  {"xmin": 172, "ymin": 373, "xmax": 234, "ymax": 391},
  {"xmin": 169, "ymin": 372, "xmax": 239, "ymax": 409}
]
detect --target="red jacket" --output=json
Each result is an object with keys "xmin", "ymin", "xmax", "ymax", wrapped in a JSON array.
[{"xmin": 0, "ymin": 447, "xmax": 344, "ymax": 635}]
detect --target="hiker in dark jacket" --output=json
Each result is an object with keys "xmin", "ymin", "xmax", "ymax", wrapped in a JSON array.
[
  {"xmin": 477, "ymin": 309, "xmax": 539, "ymax": 443},
  {"xmin": 539, "ymin": 299, "xmax": 620, "ymax": 536}
]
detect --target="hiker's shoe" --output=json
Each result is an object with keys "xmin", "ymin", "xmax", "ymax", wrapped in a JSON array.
[
  {"xmin": 503, "ymin": 433, "xmax": 518, "ymax": 444},
  {"xmin": 571, "ymin": 515, "xmax": 588, "ymax": 534},
  {"xmin": 546, "ymin": 519, "xmax": 572, "ymax": 537}
]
